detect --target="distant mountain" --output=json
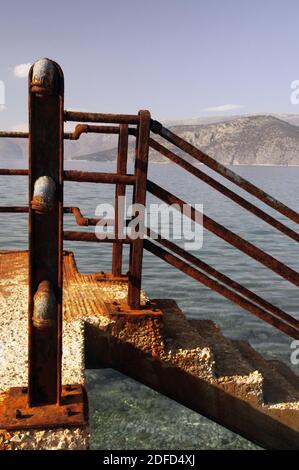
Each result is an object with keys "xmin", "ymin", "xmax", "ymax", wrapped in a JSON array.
[
  {"xmin": 2, "ymin": 114, "xmax": 299, "ymax": 165},
  {"xmin": 160, "ymin": 115, "xmax": 299, "ymax": 166},
  {"xmin": 71, "ymin": 114, "xmax": 299, "ymax": 165}
]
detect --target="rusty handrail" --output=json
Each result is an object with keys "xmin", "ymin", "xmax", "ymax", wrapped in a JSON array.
[
  {"xmin": 9, "ymin": 197, "xmax": 295, "ymax": 338},
  {"xmin": 64, "ymin": 170, "xmax": 135, "ymax": 185},
  {"xmin": 64, "ymin": 110, "xmax": 139, "ymax": 125},
  {"xmin": 146, "ymin": 179, "xmax": 299, "ymax": 288},
  {"xmin": 151, "ymin": 120, "xmax": 299, "ymax": 225},
  {"xmin": 0, "ymin": 131, "xmax": 29, "ymax": 138},
  {"xmin": 63, "ymin": 206, "xmax": 299, "ymax": 335},
  {"xmin": 148, "ymin": 138, "xmax": 299, "ymax": 243},
  {"xmin": 65, "ymin": 124, "xmax": 136, "ymax": 140},
  {"xmin": 112, "ymin": 124, "xmax": 129, "ymax": 277},
  {"xmin": 0, "ymin": 125, "xmax": 136, "ymax": 140},
  {"xmin": 144, "ymin": 239, "xmax": 299, "ymax": 339},
  {"xmin": 0, "ymin": 206, "xmax": 28, "ymax": 213},
  {"xmin": 147, "ymin": 227, "xmax": 299, "ymax": 331},
  {"xmin": 0, "ymin": 169, "xmax": 28, "ymax": 175},
  {"xmin": 1, "ymin": 113, "xmax": 299, "ymax": 338},
  {"xmin": 63, "ymin": 209, "xmax": 299, "ymax": 334},
  {"xmin": 64, "ymin": 207, "xmax": 112, "ymax": 226},
  {"xmin": 0, "ymin": 169, "xmax": 136, "ymax": 185},
  {"xmin": 65, "ymin": 124, "xmax": 118, "ymax": 140}
]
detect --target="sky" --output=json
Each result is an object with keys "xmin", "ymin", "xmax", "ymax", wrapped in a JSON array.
[{"xmin": 1, "ymin": 0, "xmax": 299, "ymax": 129}]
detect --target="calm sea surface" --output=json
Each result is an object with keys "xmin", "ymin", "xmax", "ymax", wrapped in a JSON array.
[{"xmin": 1, "ymin": 158, "xmax": 298, "ymax": 449}]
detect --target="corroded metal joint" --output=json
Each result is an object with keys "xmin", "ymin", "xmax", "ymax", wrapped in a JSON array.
[
  {"xmin": 31, "ymin": 176, "xmax": 56, "ymax": 213},
  {"xmin": 150, "ymin": 119, "xmax": 163, "ymax": 134},
  {"xmin": 30, "ymin": 58, "xmax": 61, "ymax": 94},
  {"xmin": 33, "ymin": 281, "xmax": 56, "ymax": 329}
]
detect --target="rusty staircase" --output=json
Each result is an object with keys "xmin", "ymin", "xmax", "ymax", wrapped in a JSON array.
[{"xmin": 0, "ymin": 58, "xmax": 299, "ymax": 449}]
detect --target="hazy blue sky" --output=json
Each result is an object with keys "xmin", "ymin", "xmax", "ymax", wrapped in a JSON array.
[{"xmin": 1, "ymin": 0, "xmax": 299, "ymax": 129}]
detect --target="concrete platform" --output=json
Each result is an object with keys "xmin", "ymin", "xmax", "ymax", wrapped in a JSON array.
[
  {"xmin": 1, "ymin": 250, "xmax": 299, "ymax": 449},
  {"xmin": 0, "ymin": 251, "xmax": 88, "ymax": 450}
]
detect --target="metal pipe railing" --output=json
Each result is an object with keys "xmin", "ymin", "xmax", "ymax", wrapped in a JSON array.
[
  {"xmin": 147, "ymin": 227, "xmax": 299, "ymax": 331},
  {"xmin": 64, "ymin": 207, "xmax": 112, "ymax": 226},
  {"xmin": 64, "ymin": 124, "xmax": 119, "ymax": 140},
  {"xmin": 148, "ymin": 137, "xmax": 299, "ymax": 243},
  {"xmin": 146, "ymin": 179, "xmax": 299, "ymax": 288},
  {"xmin": 112, "ymin": 124, "xmax": 129, "ymax": 277},
  {"xmin": 0, "ymin": 125, "xmax": 136, "ymax": 140},
  {"xmin": 65, "ymin": 124, "xmax": 136, "ymax": 140},
  {"xmin": 64, "ymin": 110, "xmax": 139, "ymax": 125},
  {"xmin": 144, "ymin": 239, "xmax": 299, "ymax": 339},
  {"xmin": 28, "ymin": 58, "xmax": 64, "ymax": 407},
  {"xmin": 127, "ymin": 110, "xmax": 151, "ymax": 308},
  {"xmin": 0, "ymin": 206, "xmax": 28, "ymax": 213},
  {"xmin": 0, "ymin": 169, "xmax": 136, "ymax": 185},
  {"xmin": 0, "ymin": 131, "xmax": 29, "ymax": 138},
  {"xmin": 64, "ymin": 170, "xmax": 135, "ymax": 185},
  {"xmin": 0, "ymin": 169, "xmax": 28, "ymax": 175},
  {"xmin": 1, "ymin": 111, "xmax": 299, "ymax": 337},
  {"xmin": 151, "ymin": 120, "xmax": 299, "ymax": 225}
]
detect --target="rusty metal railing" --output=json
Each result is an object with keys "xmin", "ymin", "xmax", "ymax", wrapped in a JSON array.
[
  {"xmin": 142, "ymin": 119, "xmax": 299, "ymax": 338},
  {"xmin": 0, "ymin": 57, "xmax": 154, "ymax": 429},
  {"xmin": 1, "ymin": 60, "xmax": 299, "ymax": 353},
  {"xmin": 150, "ymin": 120, "xmax": 299, "ymax": 224}
]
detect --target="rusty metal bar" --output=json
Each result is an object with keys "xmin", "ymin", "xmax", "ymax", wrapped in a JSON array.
[
  {"xmin": 144, "ymin": 239, "xmax": 299, "ymax": 339},
  {"xmin": 0, "ymin": 125, "xmax": 137, "ymax": 141},
  {"xmin": 64, "ymin": 124, "xmax": 136, "ymax": 140},
  {"xmin": 64, "ymin": 207, "xmax": 132, "ymax": 227},
  {"xmin": 0, "ymin": 131, "xmax": 28, "ymax": 138},
  {"xmin": 28, "ymin": 58, "xmax": 64, "ymax": 407},
  {"xmin": 0, "ymin": 169, "xmax": 135, "ymax": 185},
  {"xmin": 147, "ymin": 180, "xmax": 299, "ymax": 288},
  {"xmin": 149, "ymin": 138, "xmax": 299, "ymax": 243},
  {"xmin": 151, "ymin": 120, "xmax": 299, "ymax": 225},
  {"xmin": 64, "ymin": 207, "xmax": 113, "ymax": 226},
  {"xmin": 0, "ymin": 206, "xmax": 28, "ymax": 213},
  {"xmin": 63, "ymin": 231, "xmax": 131, "ymax": 243},
  {"xmin": 128, "ymin": 110, "xmax": 151, "ymax": 308},
  {"xmin": 0, "ymin": 169, "xmax": 28, "ymax": 175},
  {"xmin": 64, "ymin": 170, "xmax": 135, "ymax": 185},
  {"xmin": 64, "ymin": 110, "xmax": 139, "ymax": 125},
  {"xmin": 147, "ymin": 228, "xmax": 299, "ymax": 330},
  {"xmin": 112, "ymin": 125, "xmax": 129, "ymax": 277},
  {"xmin": 64, "ymin": 124, "xmax": 118, "ymax": 140}
]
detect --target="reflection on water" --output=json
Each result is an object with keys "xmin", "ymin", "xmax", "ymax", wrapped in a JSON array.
[{"xmin": 1, "ymin": 159, "xmax": 298, "ymax": 449}]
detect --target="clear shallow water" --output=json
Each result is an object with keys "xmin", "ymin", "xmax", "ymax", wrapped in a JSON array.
[{"xmin": 1, "ymin": 158, "xmax": 298, "ymax": 449}]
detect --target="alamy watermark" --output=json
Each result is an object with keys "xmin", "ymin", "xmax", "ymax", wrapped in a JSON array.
[
  {"xmin": 290, "ymin": 80, "xmax": 299, "ymax": 104},
  {"xmin": 94, "ymin": 197, "xmax": 204, "ymax": 251},
  {"xmin": 290, "ymin": 340, "xmax": 299, "ymax": 365}
]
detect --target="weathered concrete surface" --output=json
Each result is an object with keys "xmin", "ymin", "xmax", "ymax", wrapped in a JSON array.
[
  {"xmin": 0, "ymin": 251, "xmax": 89, "ymax": 450},
  {"xmin": 1, "ymin": 251, "xmax": 299, "ymax": 449}
]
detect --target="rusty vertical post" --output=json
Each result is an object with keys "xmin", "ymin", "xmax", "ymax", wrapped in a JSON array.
[
  {"xmin": 112, "ymin": 124, "xmax": 129, "ymax": 277},
  {"xmin": 127, "ymin": 110, "xmax": 151, "ymax": 308},
  {"xmin": 28, "ymin": 58, "xmax": 64, "ymax": 407}
]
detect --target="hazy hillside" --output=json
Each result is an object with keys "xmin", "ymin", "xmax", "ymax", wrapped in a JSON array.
[
  {"xmin": 164, "ymin": 115, "xmax": 299, "ymax": 165},
  {"xmin": 2, "ymin": 114, "xmax": 299, "ymax": 165},
  {"xmin": 71, "ymin": 114, "xmax": 299, "ymax": 165}
]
